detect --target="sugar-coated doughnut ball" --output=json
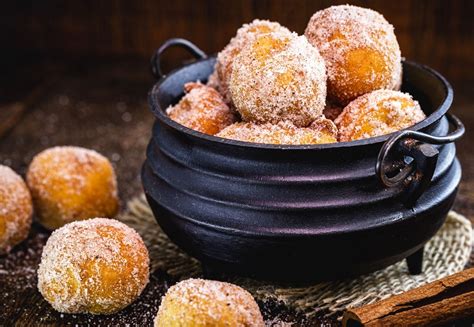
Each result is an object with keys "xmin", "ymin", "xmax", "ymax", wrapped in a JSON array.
[
  {"xmin": 335, "ymin": 90, "xmax": 426, "ymax": 141},
  {"xmin": 230, "ymin": 33, "xmax": 327, "ymax": 127},
  {"xmin": 37, "ymin": 218, "xmax": 150, "ymax": 314},
  {"xmin": 0, "ymin": 165, "xmax": 33, "ymax": 254},
  {"xmin": 217, "ymin": 118, "xmax": 337, "ymax": 145},
  {"xmin": 214, "ymin": 19, "xmax": 292, "ymax": 104},
  {"xmin": 167, "ymin": 82, "xmax": 236, "ymax": 135},
  {"xmin": 154, "ymin": 278, "xmax": 264, "ymax": 327},
  {"xmin": 26, "ymin": 146, "xmax": 119, "ymax": 230},
  {"xmin": 305, "ymin": 5, "xmax": 402, "ymax": 106}
]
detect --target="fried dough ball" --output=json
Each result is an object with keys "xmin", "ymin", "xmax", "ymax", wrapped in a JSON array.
[
  {"xmin": 0, "ymin": 165, "xmax": 33, "ymax": 254},
  {"xmin": 213, "ymin": 19, "xmax": 292, "ymax": 104},
  {"xmin": 323, "ymin": 101, "xmax": 343, "ymax": 121},
  {"xmin": 167, "ymin": 82, "xmax": 236, "ymax": 135},
  {"xmin": 37, "ymin": 218, "xmax": 150, "ymax": 314},
  {"xmin": 335, "ymin": 89, "xmax": 426, "ymax": 141},
  {"xmin": 217, "ymin": 118, "xmax": 337, "ymax": 145},
  {"xmin": 26, "ymin": 146, "xmax": 119, "ymax": 230},
  {"xmin": 230, "ymin": 33, "xmax": 327, "ymax": 127},
  {"xmin": 305, "ymin": 5, "xmax": 402, "ymax": 106},
  {"xmin": 154, "ymin": 278, "xmax": 264, "ymax": 327}
]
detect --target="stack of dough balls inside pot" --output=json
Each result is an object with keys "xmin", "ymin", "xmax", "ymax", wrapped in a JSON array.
[{"xmin": 167, "ymin": 5, "xmax": 427, "ymax": 144}]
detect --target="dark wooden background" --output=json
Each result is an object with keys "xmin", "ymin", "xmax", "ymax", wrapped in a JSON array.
[
  {"xmin": 0, "ymin": 1, "xmax": 473, "ymax": 326},
  {"xmin": 3, "ymin": 0, "xmax": 474, "ymax": 82}
]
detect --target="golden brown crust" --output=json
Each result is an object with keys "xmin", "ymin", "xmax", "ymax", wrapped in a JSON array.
[
  {"xmin": 217, "ymin": 118, "xmax": 337, "ymax": 145},
  {"xmin": 155, "ymin": 279, "xmax": 264, "ymax": 327},
  {"xmin": 335, "ymin": 89, "xmax": 426, "ymax": 141},
  {"xmin": 305, "ymin": 5, "xmax": 402, "ymax": 106},
  {"xmin": 167, "ymin": 82, "xmax": 236, "ymax": 135},
  {"xmin": 214, "ymin": 19, "xmax": 292, "ymax": 105},
  {"xmin": 26, "ymin": 146, "xmax": 119, "ymax": 230},
  {"xmin": 0, "ymin": 165, "xmax": 33, "ymax": 254},
  {"xmin": 37, "ymin": 218, "xmax": 150, "ymax": 314},
  {"xmin": 230, "ymin": 33, "xmax": 327, "ymax": 127}
]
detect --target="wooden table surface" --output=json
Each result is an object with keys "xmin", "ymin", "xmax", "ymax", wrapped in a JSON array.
[{"xmin": 0, "ymin": 59, "xmax": 472, "ymax": 326}]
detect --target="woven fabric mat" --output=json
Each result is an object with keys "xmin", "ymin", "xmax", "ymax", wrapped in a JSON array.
[{"xmin": 119, "ymin": 194, "xmax": 473, "ymax": 318}]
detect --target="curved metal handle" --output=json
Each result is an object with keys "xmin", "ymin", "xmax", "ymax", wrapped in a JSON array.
[
  {"xmin": 376, "ymin": 113, "xmax": 465, "ymax": 207},
  {"xmin": 150, "ymin": 38, "xmax": 207, "ymax": 79}
]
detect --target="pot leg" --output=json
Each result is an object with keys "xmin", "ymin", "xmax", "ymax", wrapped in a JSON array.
[{"xmin": 406, "ymin": 246, "xmax": 424, "ymax": 275}]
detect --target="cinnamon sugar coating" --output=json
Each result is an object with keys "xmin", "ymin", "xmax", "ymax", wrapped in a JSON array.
[
  {"xmin": 167, "ymin": 82, "xmax": 236, "ymax": 135},
  {"xmin": 0, "ymin": 165, "xmax": 33, "ymax": 254},
  {"xmin": 26, "ymin": 146, "xmax": 119, "ymax": 230},
  {"xmin": 230, "ymin": 33, "xmax": 327, "ymax": 127},
  {"xmin": 305, "ymin": 5, "xmax": 402, "ymax": 106},
  {"xmin": 213, "ymin": 19, "xmax": 292, "ymax": 105},
  {"xmin": 335, "ymin": 89, "xmax": 426, "ymax": 141},
  {"xmin": 37, "ymin": 218, "xmax": 150, "ymax": 314},
  {"xmin": 217, "ymin": 118, "xmax": 337, "ymax": 145},
  {"xmin": 154, "ymin": 278, "xmax": 264, "ymax": 327}
]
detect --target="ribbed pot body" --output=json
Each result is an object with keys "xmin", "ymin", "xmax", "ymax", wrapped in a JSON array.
[{"xmin": 143, "ymin": 58, "xmax": 460, "ymax": 281}]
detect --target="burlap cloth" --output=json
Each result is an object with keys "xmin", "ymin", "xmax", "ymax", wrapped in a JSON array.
[{"xmin": 119, "ymin": 194, "xmax": 473, "ymax": 318}]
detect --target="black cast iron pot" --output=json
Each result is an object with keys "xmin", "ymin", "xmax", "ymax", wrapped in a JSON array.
[{"xmin": 142, "ymin": 39, "xmax": 465, "ymax": 281}]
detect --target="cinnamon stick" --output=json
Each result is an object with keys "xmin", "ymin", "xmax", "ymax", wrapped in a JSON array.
[{"xmin": 342, "ymin": 268, "xmax": 474, "ymax": 327}]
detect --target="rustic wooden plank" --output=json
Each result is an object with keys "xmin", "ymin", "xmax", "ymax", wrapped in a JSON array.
[
  {"xmin": 0, "ymin": 102, "xmax": 25, "ymax": 139},
  {"xmin": 0, "ymin": 79, "xmax": 58, "ymax": 140}
]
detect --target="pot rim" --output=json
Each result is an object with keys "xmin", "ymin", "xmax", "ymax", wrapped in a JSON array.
[{"xmin": 149, "ymin": 59, "xmax": 453, "ymax": 150}]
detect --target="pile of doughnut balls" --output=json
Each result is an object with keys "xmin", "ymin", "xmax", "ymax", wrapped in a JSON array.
[
  {"xmin": 1, "ymin": 146, "xmax": 265, "ymax": 325},
  {"xmin": 168, "ymin": 5, "xmax": 426, "ymax": 145}
]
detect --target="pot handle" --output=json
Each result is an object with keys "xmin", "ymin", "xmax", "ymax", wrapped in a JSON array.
[
  {"xmin": 151, "ymin": 38, "xmax": 207, "ymax": 79},
  {"xmin": 376, "ymin": 113, "xmax": 464, "ymax": 207}
]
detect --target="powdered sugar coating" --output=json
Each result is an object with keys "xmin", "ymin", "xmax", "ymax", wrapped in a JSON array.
[
  {"xmin": 335, "ymin": 89, "xmax": 426, "ymax": 141},
  {"xmin": 37, "ymin": 218, "xmax": 150, "ymax": 314},
  {"xmin": 154, "ymin": 278, "xmax": 264, "ymax": 327},
  {"xmin": 305, "ymin": 5, "xmax": 402, "ymax": 106},
  {"xmin": 26, "ymin": 146, "xmax": 119, "ymax": 230},
  {"xmin": 167, "ymin": 82, "xmax": 237, "ymax": 135},
  {"xmin": 0, "ymin": 165, "xmax": 33, "ymax": 254},
  {"xmin": 230, "ymin": 33, "xmax": 327, "ymax": 127},
  {"xmin": 217, "ymin": 118, "xmax": 337, "ymax": 145},
  {"xmin": 214, "ymin": 19, "xmax": 292, "ymax": 105}
]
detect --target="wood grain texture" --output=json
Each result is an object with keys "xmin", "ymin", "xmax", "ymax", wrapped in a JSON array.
[
  {"xmin": 342, "ymin": 268, "xmax": 474, "ymax": 326},
  {"xmin": 0, "ymin": 79, "xmax": 58, "ymax": 139},
  {"xmin": 1, "ymin": 0, "xmax": 474, "ymax": 83}
]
